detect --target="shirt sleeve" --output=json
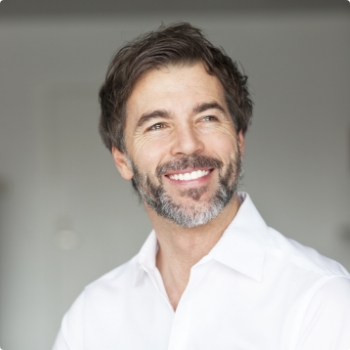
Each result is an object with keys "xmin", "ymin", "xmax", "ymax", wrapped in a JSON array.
[
  {"xmin": 296, "ymin": 276, "xmax": 350, "ymax": 350},
  {"xmin": 52, "ymin": 290, "xmax": 86, "ymax": 350}
]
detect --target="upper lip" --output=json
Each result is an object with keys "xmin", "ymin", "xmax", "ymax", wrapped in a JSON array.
[{"xmin": 164, "ymin": 167, "xmax": 213, "ymax": 176}]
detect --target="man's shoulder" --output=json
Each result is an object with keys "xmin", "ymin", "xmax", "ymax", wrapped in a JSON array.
[
  {"xmin": 265, "ymin": 226, "xmax": 350, "ymax": 279},
  {"xmin": 234, "ymin": 193, "xmax": 349, "ymax": 280},
  {"xmin": 84, "ymin": 255, "xmax": 139, "ymax": 295}
]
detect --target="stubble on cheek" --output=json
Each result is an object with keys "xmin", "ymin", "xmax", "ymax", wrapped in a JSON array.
[{"xmin": 130, "ymin": 150, "xmax": 242, "ymax": 228}]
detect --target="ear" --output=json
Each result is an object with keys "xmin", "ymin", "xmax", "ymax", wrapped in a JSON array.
[
  {"xmin": 237, "ymin": 130, "xmax": 245, "ymax": 159},
  {"xmin": 111, "ymin": 146, "xmax": 134, "ymax": 180}
]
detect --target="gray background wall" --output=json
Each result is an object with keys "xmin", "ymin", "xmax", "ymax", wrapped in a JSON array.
[{"xmin": 0, "ymin": 5, "xmax": 350, "ymax": 350}]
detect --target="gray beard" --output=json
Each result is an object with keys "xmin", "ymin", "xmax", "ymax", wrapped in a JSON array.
[{"xmin": 131, "ymin": 151, "xmax": 242, "ymax": 228}]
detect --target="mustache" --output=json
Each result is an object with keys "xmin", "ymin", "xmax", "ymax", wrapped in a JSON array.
[{"xmin": 156, "ymin": 155, "xmax": 224, "ymax": 177}]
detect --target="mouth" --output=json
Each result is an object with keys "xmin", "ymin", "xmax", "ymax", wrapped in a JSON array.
[{"xmin": 164, "ymin": 168, "xmax": 214, "ymax": 182}]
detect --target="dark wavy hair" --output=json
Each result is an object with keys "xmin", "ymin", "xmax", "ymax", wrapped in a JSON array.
[{"xmin": 99, "ymin": 22, "xmax": 253, "ymax": 153}]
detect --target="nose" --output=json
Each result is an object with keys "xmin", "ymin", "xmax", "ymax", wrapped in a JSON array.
[{"xmin": 170, "ymin": 123, "xmax": 205, "ymax": 156}]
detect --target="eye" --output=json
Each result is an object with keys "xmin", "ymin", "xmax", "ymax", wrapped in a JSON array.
[
  {"xmin": 202, "ymin": 115, "xmax": 218, "ymax": 122},
  {"xmin": 148, "ymin": 122, "xmax": 166, "ymax": 131}
]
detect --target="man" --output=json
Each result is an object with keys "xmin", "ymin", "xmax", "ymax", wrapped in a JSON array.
[{"xmin": 53, "ymin": 23, "xmax": 350, "ymax": 349}]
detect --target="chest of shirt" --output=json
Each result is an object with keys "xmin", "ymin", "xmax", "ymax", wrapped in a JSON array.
[{"xmin": 82, "ymin": 260, "xmax": 310, "ymax": 350}]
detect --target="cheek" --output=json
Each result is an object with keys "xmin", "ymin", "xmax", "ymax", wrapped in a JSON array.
[
  {"xmin": 130, "ymin": 133, "xmax": 168, "ymax": 169},
  {"xmin": 205, "ymin": 127, "xmax": 239, "ymax": 159}
]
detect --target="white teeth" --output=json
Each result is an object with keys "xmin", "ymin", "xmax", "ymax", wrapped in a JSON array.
[{"xmin": 169, "ymin": 170, "xmax": 210, "ymax": 181}]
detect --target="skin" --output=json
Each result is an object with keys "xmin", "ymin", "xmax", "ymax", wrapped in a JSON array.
[{"xmin": 112, "ymin": 62, "xmax": 245, "ymax": 310}]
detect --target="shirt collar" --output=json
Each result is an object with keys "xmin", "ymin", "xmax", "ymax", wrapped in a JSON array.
[
  {"xmin": 208, "ymin": 192, "xmax": 267, "ymax": 282},
  {"xmin": 133, "ymin": 230, "xmax": 158, "ymax": 286},
  {"xmin": 135, "ymin": 192, "xmax": 267, "ymax": 284},
  {"xmin": 137, "ymin": 229, "xmax": 158, "ymax": 270}
]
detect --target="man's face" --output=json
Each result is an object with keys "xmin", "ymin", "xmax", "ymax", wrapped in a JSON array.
[{"xmin": 113, "ymin": 62, "xmax": 244, "ymax": 227}]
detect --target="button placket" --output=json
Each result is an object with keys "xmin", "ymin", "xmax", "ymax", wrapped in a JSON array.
[
  {"xmin": 167, "ymin": 263, "xmax": 208, "ymax": 350},
  {"xmin": 141, "ymin": 264, "xmax": 174, "ymax": 311}
]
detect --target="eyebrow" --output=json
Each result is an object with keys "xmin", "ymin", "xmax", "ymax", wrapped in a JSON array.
[
  {"xmin": 193, "ymin": 102, "xmax": 226, "ymax": 114},
  {"xmin": 136, "ymin": 110, "xmax": 171, "ymax": 128},
  {"xmin": 136, "ymin": 102, "xmax": 226, "ymax": 129}
]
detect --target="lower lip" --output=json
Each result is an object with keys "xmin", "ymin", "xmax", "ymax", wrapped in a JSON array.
[{"xmin": 164, "ymin": 170, "xmax": 214, "ymax": 186}]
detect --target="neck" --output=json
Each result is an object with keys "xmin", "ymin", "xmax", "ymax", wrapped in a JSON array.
[{"xmin": 146, "ymin": 194, "xmax": 241, "ymax": 310}]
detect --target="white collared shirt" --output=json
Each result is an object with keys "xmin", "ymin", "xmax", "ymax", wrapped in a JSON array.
[{"xmin": 53, "ymin": 193, "xmax": 350, "ymax": 350}]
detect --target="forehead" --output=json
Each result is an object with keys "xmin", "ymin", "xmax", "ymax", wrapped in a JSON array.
[{"xmin": 126, "ymin": 62, "xmax": 226, "ymax": 120}]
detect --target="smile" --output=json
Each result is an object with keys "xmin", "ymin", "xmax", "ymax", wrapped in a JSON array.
[{"xmin": 168, "ymin": 170, "xmax": 210, "ymax": 181}]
